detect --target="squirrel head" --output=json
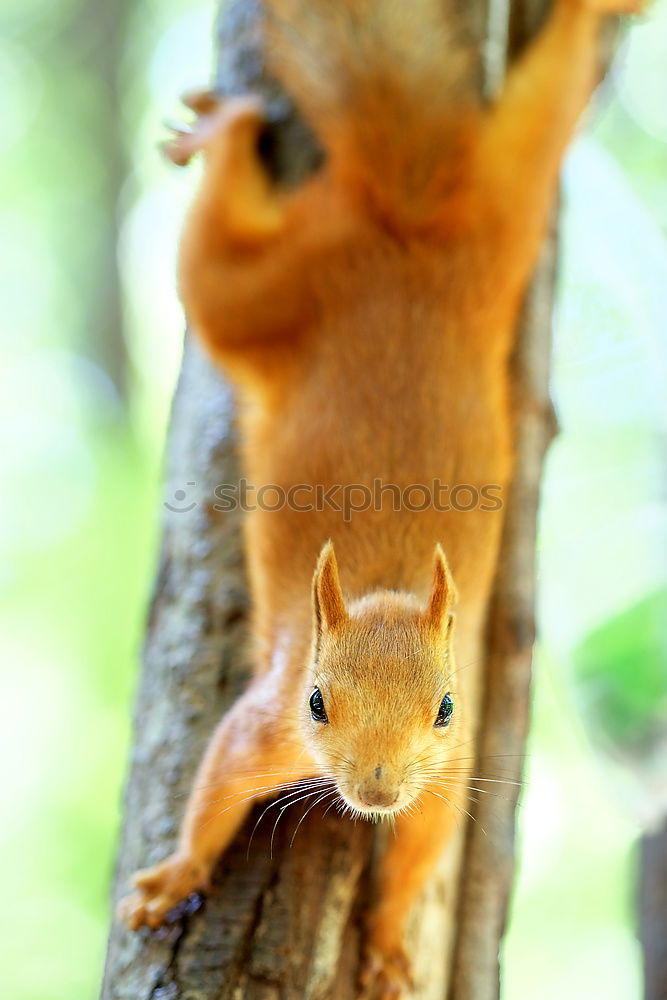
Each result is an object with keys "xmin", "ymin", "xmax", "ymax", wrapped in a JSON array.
[{"xmin": 304, "ymin": 540, "xmax": 461, "ymax": 818}]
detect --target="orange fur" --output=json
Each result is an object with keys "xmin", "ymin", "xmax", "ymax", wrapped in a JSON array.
[{"xmin": 120, "ymin": 0, "xmax": 644, "ymax": 993}]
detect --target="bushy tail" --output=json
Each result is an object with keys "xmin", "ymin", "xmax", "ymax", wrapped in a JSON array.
[{"xmin": 263, "ymin": 0, "xmax": 479, "ymax": 222}]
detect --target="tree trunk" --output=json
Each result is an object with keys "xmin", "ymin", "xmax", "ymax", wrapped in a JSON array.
[
  {"xmin": 100, "ymin": 1, "xmax": 556, "ymax": 997},
  {"xmin": 451, "ymin": 10, "xmax": 558, "ymax": 996},
  {"xmin": 640, "ymin": 821, "xmax": 667, "ymax": 1000}
]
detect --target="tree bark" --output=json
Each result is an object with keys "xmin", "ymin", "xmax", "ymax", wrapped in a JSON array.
[
  {"xmin": 640, "ymin": 820, "xmax": 667, "ymax": 1000},
  {"xmin": 450, "ymin": 9, "xmax": 558, "ymax": 998},
  {"xmin": 100, "ymin": 1, "xmax": 555, "ymax": 998}
]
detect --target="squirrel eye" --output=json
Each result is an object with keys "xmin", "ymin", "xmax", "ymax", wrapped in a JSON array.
[
  {"xmin": 434, "ymin": 693, "xmax": 454, "ymax": 728},
  {"xmin": 309, "ymin": 687, "xmax": 328, "ymax": 723}
]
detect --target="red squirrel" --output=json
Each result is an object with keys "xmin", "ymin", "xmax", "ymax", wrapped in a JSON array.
[{"xmin": 119, "ymin": 0, "xmax": 644, "ymax": 994}]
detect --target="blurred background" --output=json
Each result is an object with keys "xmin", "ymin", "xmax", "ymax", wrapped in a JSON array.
[{"xmin": 1, "ymin": 1, "xmax": 665, "ymax": 997}]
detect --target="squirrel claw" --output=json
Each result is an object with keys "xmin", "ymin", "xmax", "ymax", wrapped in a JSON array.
[
  {"xmin": 161, "ymin": 92, "xmax": 266, "ymax": 167},
  {"xmin": 116, "ymin": 889, "xmax": 163, "ymax": 931},
  {"xmin": 161, "ymin": 134, "xmax": 197, "ymax": 167},
  {"xmin": 163, "ymin": 117, "xmax": 194, "ymax": 136},
  {"xmin": 162, "ymin": 118, "xmax": 200, "ymax": 167},
  {"xmin": 358, "ymin": 944, "xmax": 414, "ymax": 1000},
  {"xmin": 161, "ymin": 88, "xmax": 224, "ymax": 166}
]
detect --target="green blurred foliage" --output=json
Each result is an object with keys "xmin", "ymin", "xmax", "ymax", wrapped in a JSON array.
[
  {"xmin": 1, "ymin": 1, "xmax": 665, "ymax": 999},
  {"xmin": 575, "ymin": 588, "xmax": 667, "ymax": 751},
  {"xmin": 1, "ymin": 0, "xmax": 210, "ymax": 995}
]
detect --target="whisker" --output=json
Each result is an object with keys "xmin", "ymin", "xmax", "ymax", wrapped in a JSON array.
[
  {"xmin": 193, "ymin": 775, "xmax": 337, "ymax": 812},
  {"xmin": 270, "ymin": 785, "xmax": 336, "ymax": 857},
  {"xmin": 444, "ymin": 656, "xmax": 485, "ymax": 683},
  {"xmin": 194, "ymin": 777, "xmax": 333, "ymax": 839},
  {"xmin": 194, "ymin": 786, "xmax": 295, "ymax": 834},
  {"xmin": 422, "ymin": 788, "xmax": 487, "ymax": 837},
  {"xmin": 322, "ymin": 794, "xmax": 343, "ymax": 820},
  {"xmin": 175, "ymin": 766, "xmax": 323, "ymax": 798},
  {"xmin": 420, "ymin": 771, "xmax": 523, "ymax": 788},
  {"xmin": 289, "ymin": 788, "xmax": 340, "ymax": 847},
  {"xmin": 246, "ymin": 780, "xmax": 336, "ymax": 858},
  {"xmin": 425, "ymin": 780, "xmax": 513, "ymax": 804}
]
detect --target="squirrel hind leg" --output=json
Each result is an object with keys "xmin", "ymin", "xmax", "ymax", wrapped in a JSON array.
[{"xmin": 164, "ymin": 93, "xmax": 286, "ymax": 245}]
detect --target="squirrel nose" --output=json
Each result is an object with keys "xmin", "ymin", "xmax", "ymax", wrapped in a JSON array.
[
  {"xmin": 358, "ymin": 786, "xmax": 399, "ymax": 808},
  {"xmin": 357, "ymin": 767, "xmax": 400, "ymax": 808}
]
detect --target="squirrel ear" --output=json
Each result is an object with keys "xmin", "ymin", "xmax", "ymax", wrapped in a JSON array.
[
  {"xmin": 424, "ymin": 543, "xmax": 458, "ymax": 631},
  {"xmin": 313, "ymin": 540, "xmax": 347, "ymax": 632}
]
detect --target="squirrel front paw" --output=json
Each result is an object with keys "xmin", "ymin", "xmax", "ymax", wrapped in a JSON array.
[
  {"xmin": 358, "ymin": 942, "xmax": 414, "ymax": 1000},
  {"xmin": 117, "ymin": 852, "xmax": 209, "ymax": 930}
]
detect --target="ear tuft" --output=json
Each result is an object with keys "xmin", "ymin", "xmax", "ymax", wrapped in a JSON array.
[
  {"xmin": 313, "ymin": 540, "xmax": 347, "ymax": 633},
  {"xmin": 424, "ymin": 543, "xmax": 458, "ymax": 630}
]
